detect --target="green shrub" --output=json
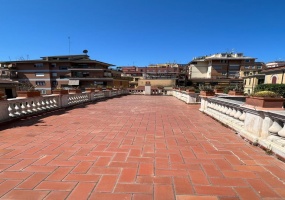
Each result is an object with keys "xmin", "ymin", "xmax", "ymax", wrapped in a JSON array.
[
  {"xmin": 252, "ymin": 91, "xmax": 279, "ymax": 98},
  {"xmin": 254, "ymin": 84, "xmax": 285, "ymax": 98}
]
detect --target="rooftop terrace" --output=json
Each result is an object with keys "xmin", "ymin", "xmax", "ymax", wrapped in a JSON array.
[{"xmin": 0, "ymin": 95, "xmax": 285, "ymax": 199}]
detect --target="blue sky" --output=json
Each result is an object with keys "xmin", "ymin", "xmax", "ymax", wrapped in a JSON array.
[{"xmin": 0, "ymin": 0, "xmax": 285, "ymax": 66}]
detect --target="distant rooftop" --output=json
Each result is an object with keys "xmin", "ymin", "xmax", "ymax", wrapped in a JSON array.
[
  {"xmin": 0, "ymin": 54, "xmax": 114, "ymax": 66},
  {"xmin": 192, "ymin": 52, "xmax": 255, "ymax": 62}
]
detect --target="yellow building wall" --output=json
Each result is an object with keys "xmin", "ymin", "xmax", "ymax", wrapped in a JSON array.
[
  {"xmin": 265, "ymin": 74, "xmax": 285, "ymax": 84},
  {"xmin": 243, "ymin": 77, "xmax": 258, "ymax": 94},
  {"xmin": 113, "ymin": 79, "xmax": 130, "ymax": 88},
  {"xmin": 138, "ymin": 79, "xmax": 176, "ymax": 87}
]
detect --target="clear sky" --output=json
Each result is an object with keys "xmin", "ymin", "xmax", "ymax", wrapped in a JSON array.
[{"xmin": 0, "ymin": 0, "xmax": 285, "ymax": 66}]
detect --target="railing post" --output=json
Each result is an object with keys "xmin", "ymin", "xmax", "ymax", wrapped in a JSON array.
[{"xmin": 0, "ymin": 101, "xmax": 10, "ymax": 122}]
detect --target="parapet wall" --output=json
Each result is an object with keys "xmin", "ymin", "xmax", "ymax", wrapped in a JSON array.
[{"xmin": 200, "ymin": 96, "xmax": 285, "ymax": 159}]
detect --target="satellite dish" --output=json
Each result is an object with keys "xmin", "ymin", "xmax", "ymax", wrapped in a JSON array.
[{"xmin": 83, "ymin": 50, "xmax": 88, "ymax": 54}]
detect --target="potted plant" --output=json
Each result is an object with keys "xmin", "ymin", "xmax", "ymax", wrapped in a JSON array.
[
  {"xmin": 228, "ymin": 84, "xmax": 244, "ymax": 96},
  {"xmin": 214, "ymin": 85, "xmax": 224, "ymax": 93},
  {"xmin": 85, "ymin": 84, "xmax": 96, "ymax": 93},
  {"xmin": 199, "ymin": 85, "xmax": 215, "ymax": 96},
  {"xmin": 17, "ymin": 81, "xmax": 41, "ymax": 98},
  {"xmin": 185, "ymin": 86, "xmax": 195, "ymax": 93},
  {"xmin": 246, "ymin": 91, "xmax": 284, "ymax": 109},
  {"xmin": 52, "ymin": 86, "xmax": 68, "ymax": 95}
]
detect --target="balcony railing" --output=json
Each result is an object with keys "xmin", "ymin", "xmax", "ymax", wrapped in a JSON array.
[{"xmin": 0, "ymin": 90, "xmax": 128, "ymax": 124}]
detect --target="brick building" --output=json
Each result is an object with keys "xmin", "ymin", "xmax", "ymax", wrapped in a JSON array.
[{"xmin": 0, "ymin": 54, "xmax": 129, "ymax": 95}]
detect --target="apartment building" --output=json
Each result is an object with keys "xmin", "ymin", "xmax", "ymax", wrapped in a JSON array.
[
  {"xmin": 121, "ymin": 63, "xmax": 186, "ymax": 87},
  {"xmin": 188, "ymin": 52, "xmax": 257, "ymax": 86},
  {"xmin": 0, "ymin": 54, "xmax": 128, "ymax": 95},
  {"xmin": 242, "ymin": 62, "xmax": 266, "ymax": 94},
  {"xmin": 266, "ymin": 61, "xmax": 285, "ymax": 68}
]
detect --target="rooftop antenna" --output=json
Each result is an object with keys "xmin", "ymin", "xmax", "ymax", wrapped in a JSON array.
[
  {"xmin": 68, "ymin": 36, "xmax": 71, "ymax": 55},
  {"xmin": 83, "ymin": 49, "xmax": 88, "ymax": 55}
]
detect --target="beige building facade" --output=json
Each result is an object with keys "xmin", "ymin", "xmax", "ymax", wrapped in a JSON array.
[{"xmin": 263, "ymin": 66, "xmax": 285, "ymax": 84}]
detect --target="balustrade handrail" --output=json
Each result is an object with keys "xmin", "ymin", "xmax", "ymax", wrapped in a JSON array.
[{"xmin": 0, "ymin": 90, "xmax": 129, "ymax": 124}]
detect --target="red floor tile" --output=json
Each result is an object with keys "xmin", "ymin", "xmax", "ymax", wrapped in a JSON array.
[{"xmin": 1, "ymin": 95, "xmax": 285, "ymax": 198}]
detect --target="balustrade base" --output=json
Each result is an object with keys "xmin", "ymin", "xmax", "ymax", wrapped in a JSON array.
[{"xmin": 203, "ymin": 101, "xmax": 285, "ymax": 161}]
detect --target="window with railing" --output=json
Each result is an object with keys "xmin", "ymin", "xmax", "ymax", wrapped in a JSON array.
[
  {"xmin": 36, "ymin": 81, "xmax": 46, "ymax": 86},
  {"xmin": 34, "ymin": 63, "xmax": 44, "ymax": 68}
]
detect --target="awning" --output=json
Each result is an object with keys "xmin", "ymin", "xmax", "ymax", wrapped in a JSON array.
[{"xmin": 68, "ymin": 80, "xmax": 79, "ymax": 85}]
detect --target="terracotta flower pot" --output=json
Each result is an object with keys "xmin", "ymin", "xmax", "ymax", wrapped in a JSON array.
[
  {"xmin": 85, "ymin": 88, "xmax": 95, "ymax": 93},
  {"xmin": 200, "ymin": 91, "xmax": 215, "ymax": 96},
  {"xmin": 246, "ymin": 96, "xmax": 284, "ymax": 108},
  {"xmin": 52, "ymin": 90, "xmax": 68, "ymax": 95},
  {"xmin": 68, "ymin": 89, "xmax": 81, "ymax": 94},
  {"xmin": 228, "ymin": 90, "xmax": 244, "ymax": 96},
  {"xmin": 17, "ymin": 91, "xmax": 41, "ymax": 98}
]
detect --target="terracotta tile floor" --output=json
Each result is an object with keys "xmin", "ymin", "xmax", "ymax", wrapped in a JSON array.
[{"xmin": 1, "ymin": 95, "xmax": 285, "ymax": 199}]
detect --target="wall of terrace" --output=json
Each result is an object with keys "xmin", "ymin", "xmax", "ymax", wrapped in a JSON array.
[
  {"xmin": 200, "ymin": 96, "xmax": 285, "ymax": 158},
  {"xmin": 0, "ymin": 90, "xmax": 128, "ymax": 124}
]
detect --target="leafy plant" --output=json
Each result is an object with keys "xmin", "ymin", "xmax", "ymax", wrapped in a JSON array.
[
  {"xmin": 251, "ymin": 91, "xmax": 280, "ymax": 98},
  {"xmin": 18, "ymin": 81, "xmax": 36, "ymax": 91},
  {"xmin": 254, "ymin": 84, "xmax": 285, "ymax": 98},
  {"xmin": 199, "ymin": 84, "xmax": 214, "ymax": 92}
]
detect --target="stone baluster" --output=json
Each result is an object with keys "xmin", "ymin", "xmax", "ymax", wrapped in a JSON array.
[
  {"xmin": 21, "ymin": 102, "xmax": 27, "ymax": 115},
  {"xmin": 278, "ymin": 123, "xmax": 285, "ymax": 137},
  {"xmin": 8, "ymin": 103, "xmax": 16, "ymax": 117},
  {"xmin": 14, "ymin": 103, "xmax": 21, "ymax": 116},
  {"xmin": 37, "ymin": 101, "xmax": 42, "ymax": 111},
  {"xmin": 41, "ymin": 100, "xmax": 46, "ymax": 110},
  {"xmin": 26, "ymin": 101, "xmax": 32, "ymax": 113},
  {"xmin": 32, "ymin": 101, "xmax": 37, "ymax": 112},
  {"xmin": 234, "ymin": 110, "xmax": 242, "ymax": 119},
  {"xmin": 222, "ymin": 106, "xmax": 228, "ymax": 114},
  {"xmin": 53, "ymin": 98, "xmax": 57, "ymax": 107},
  {"xmin": 268, "ymin": 121, "xmax": 283, "ymax": 135},
  {"xmin": 226, "ymin": 107, "xmax": 232, "ymax": 115},
  {"xmin": 45, "ymin": 99, "xmax": 50, "ymax": 109},
  {"xmin": 229, "ymin": 108, "xmax": 236, "ymax": 117},
  {"xmin": 239, "ymin": 111, "xmax": 246, "ymax": 121}
]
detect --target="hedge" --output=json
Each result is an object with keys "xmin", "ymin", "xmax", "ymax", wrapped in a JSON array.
[{"xmin": 254, "ymin": 84, "xmax": 285, "ymax": 97}]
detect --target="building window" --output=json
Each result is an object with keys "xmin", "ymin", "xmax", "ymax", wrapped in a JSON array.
[
  {"xmin": 34, "ymin": 63, "xmax": 44, "ymax": 67},
  {"xmin": 245, "ymin": 59, "xmax": 250, "ymax": 63},
  {"xmin": 35, "ymin": 72, "xmax": 44, "ymax": 77},
  {"xmin": 59, "ymin": 66, "xmax": 68, "ymax": 70},
  {"xmin": 36, "ymin": 81, "xmax": 46, "ymax": 86},
  {"xmin": 52, "ymin": 81, "xmax": 58, "ymax": 86},
  {"xmin": 244, "ymin": 79, "xmax": 247, "ymax": 85},
  {"xmin": 52, "ymin": 72, "xmax": 57, "ymax": 77},
  {"xmin": 257, "ymin": 66, "xmax": 262, "ymax": 69},
  {"xmin": 220, "ymin": 60, "xmax": 227, "ymax": 63},
  {"xmin": 244, "ymin": 66, "xmax": 250, "ymax": 69},
  {"xmin": 51, "ymin": 63, "xmax": 56, "ymax": 68},
  {"xmin": 40, "ymin": 90, "xmax": 47, "ymax": 94}
]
